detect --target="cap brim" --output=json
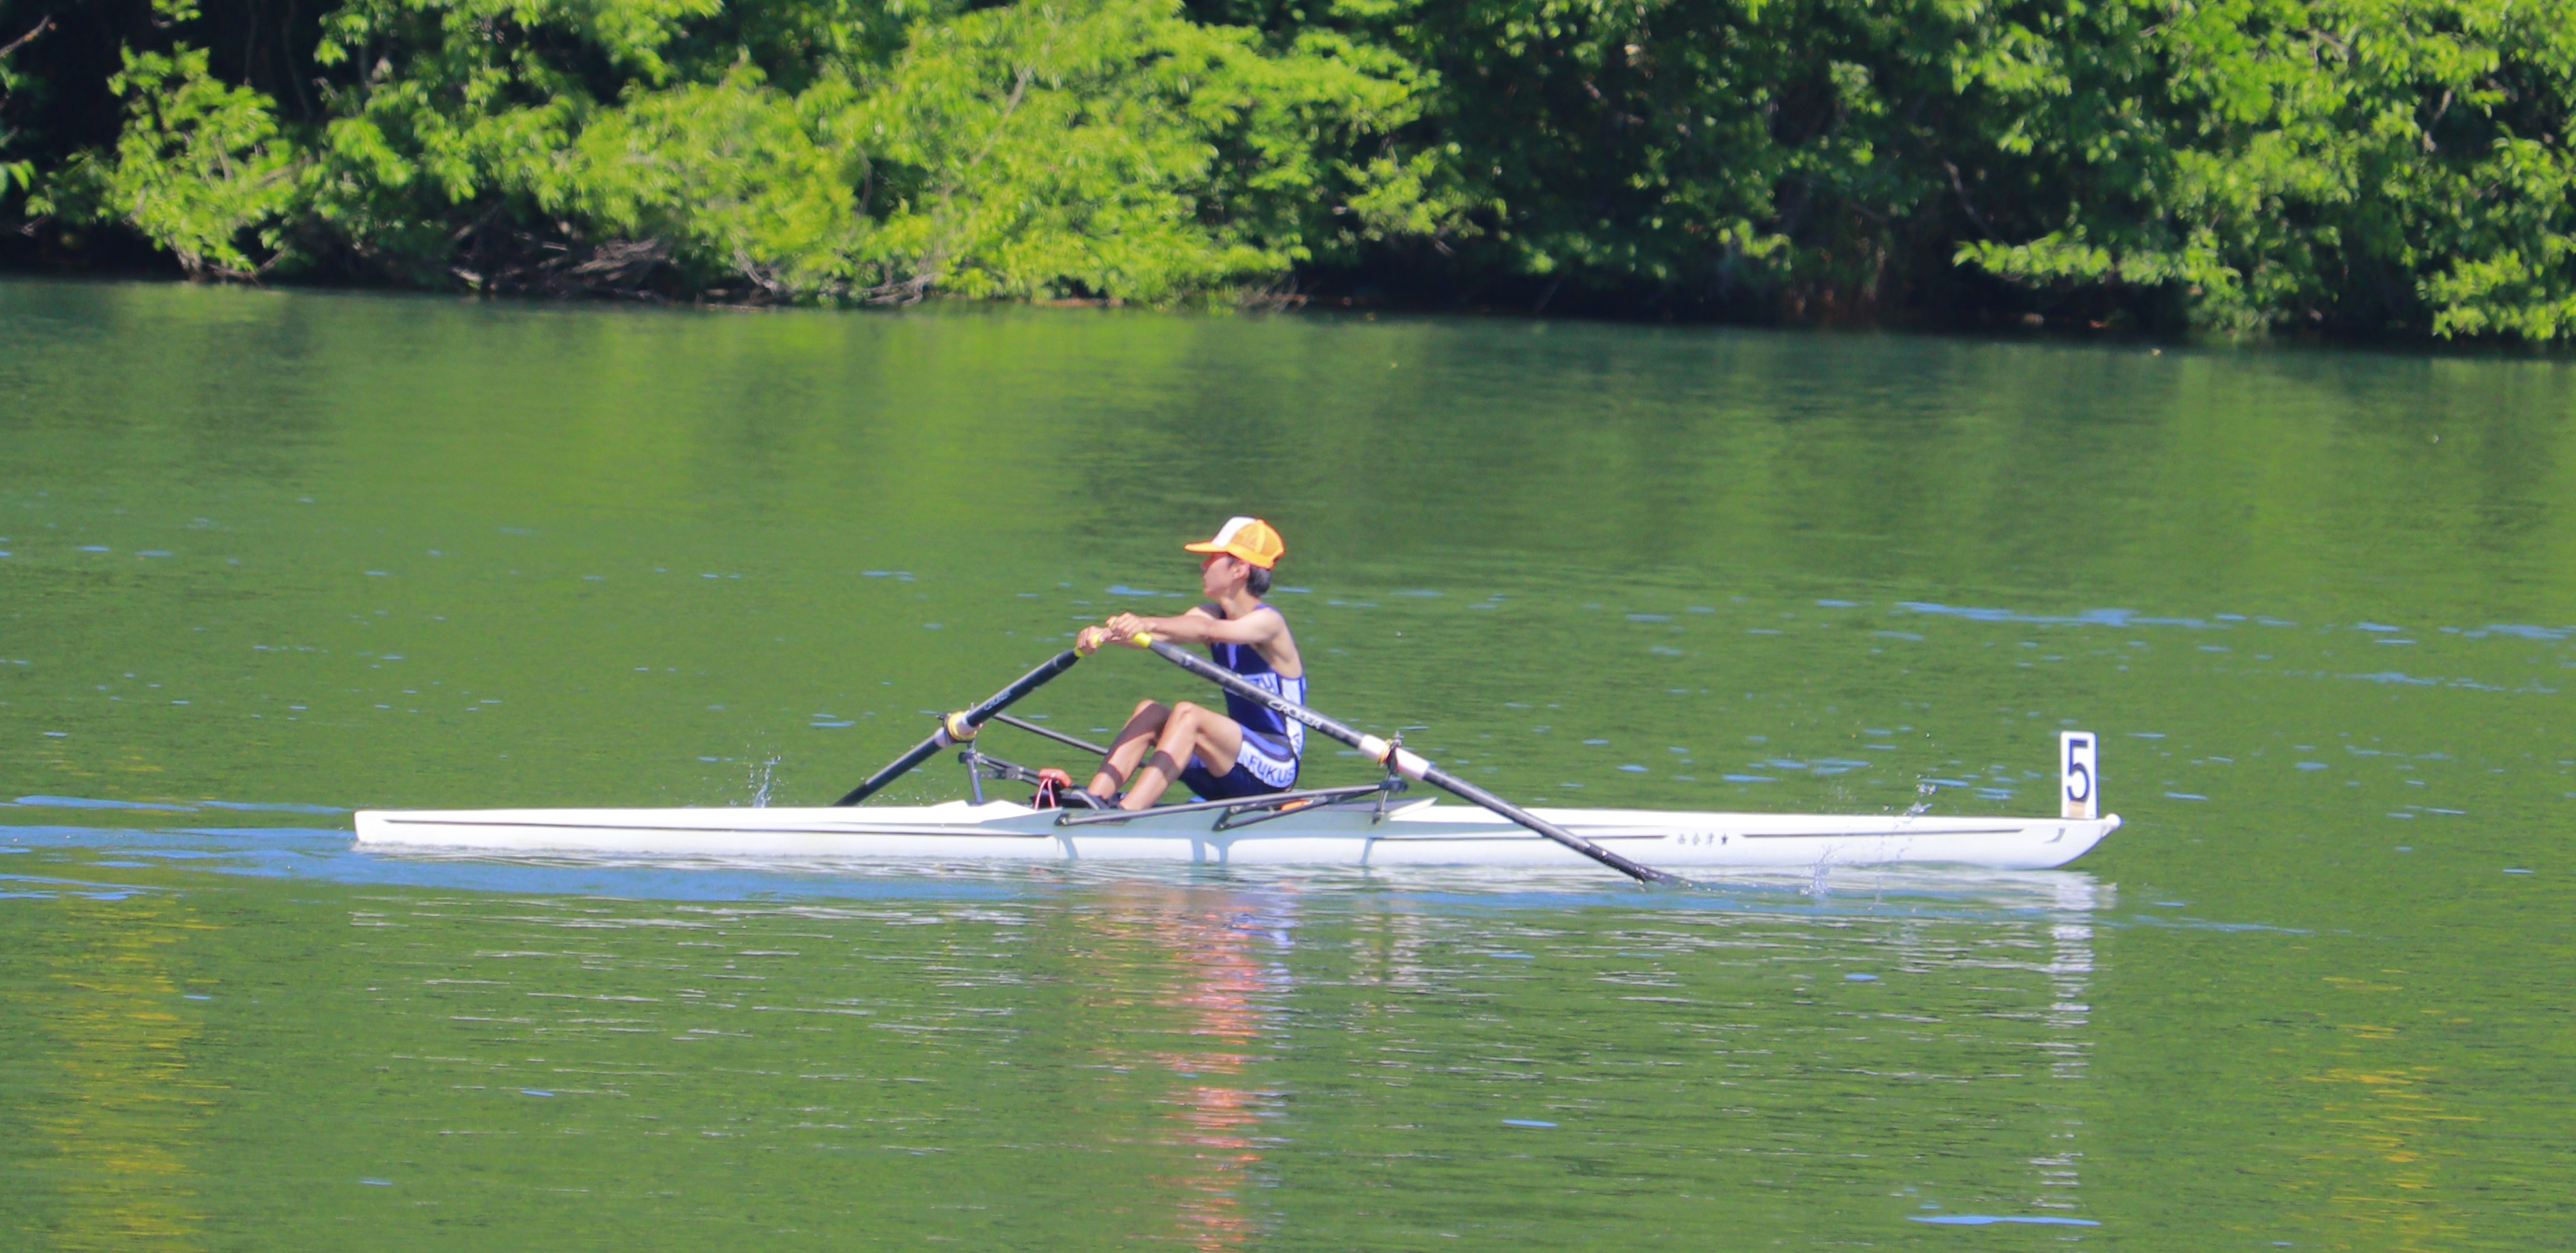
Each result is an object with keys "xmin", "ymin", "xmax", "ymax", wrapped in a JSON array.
[{"xmin": 1183, "ymin": 542, "xmax": 1275, "ymax": 568}]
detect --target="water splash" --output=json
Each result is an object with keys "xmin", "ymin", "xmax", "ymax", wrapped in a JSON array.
[
  {"xmin": 1904, "ymin": 778, "xmax": 1938, "ymax": 817},
  {"xmin": 747, "ymin": 755, "xmax": 782, "ymax": 808}
]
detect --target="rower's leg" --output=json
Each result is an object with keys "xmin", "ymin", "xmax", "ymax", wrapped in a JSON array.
[
  {"xmin": 1089, "ymin": 699, "xmax": 1169, "ymax": 799},
  {"xmin": 1119, "ymin": 702, "xmax": 1245, "ymax": 810}
]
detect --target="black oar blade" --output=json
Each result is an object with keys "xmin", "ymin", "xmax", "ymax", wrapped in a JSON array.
[
  {"xmin": 833, "ymin": 649, "xmax": 1086, "ymax": 807},
  {"xmin": 1138, "ymin": 639, "xmax": 1679, "ymax": 885}
]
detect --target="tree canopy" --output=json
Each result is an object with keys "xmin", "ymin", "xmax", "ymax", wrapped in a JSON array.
[{"xmin": 5, "ymin": 0, "xmax": 2576, "ymax": 336}]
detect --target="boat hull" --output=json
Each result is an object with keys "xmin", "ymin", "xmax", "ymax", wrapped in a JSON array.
[{"xmin": 353, "ymin": 801, "xmax": 2120, "ymax": 873}]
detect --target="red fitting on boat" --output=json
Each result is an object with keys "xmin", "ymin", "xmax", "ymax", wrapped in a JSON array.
[{"xmin": 1033, "ymin": 767, "xmax": 1073, "ymax": 809}]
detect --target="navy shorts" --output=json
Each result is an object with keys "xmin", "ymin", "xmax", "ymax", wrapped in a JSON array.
[{"xmin": 1179, "ymin": 746, "xmax": 1299, "ymax": 801}]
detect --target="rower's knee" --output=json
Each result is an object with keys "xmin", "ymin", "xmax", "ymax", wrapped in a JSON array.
[
  {"xmin": 1129, "ymin": 697, "xmax": 1169, "ymax": 719},
  {"xmin": 1159, "ymin": 702, "xmax": 1208, "ymax": 745}
]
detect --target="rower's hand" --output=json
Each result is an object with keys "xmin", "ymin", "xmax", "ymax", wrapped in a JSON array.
[
  {"xmin": 1074, "ymin": 625, "xmax": 1112, "ymax": 655},
  {"xmin": 1103, "ymin": 613, "xmax": 1153, "ymax": 644}
]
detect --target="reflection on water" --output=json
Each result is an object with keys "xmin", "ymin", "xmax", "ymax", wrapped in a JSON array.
[
  {"xmin": 2033, "ymin": 919, "xmax": 2092, "ymax": 1217},
  {"xmin": 2304, "ymin": 1064, "xmax": 2454, "ymax": 1249},
  {"xmin": 22, "ymin": 895, "xmax": 213, "ymax": 1251},
  {"xmin": 1095, "ymin": 886, "xmax": 1292, "ymax": 1248}
]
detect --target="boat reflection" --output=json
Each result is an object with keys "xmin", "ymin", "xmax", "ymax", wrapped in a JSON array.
[{"xmin": 1064, "ymin": 867, "xmax": 2111, "ymax": 1238}]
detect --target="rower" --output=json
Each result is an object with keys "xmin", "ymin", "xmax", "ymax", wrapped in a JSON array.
[{"xmin": 1075, "ymin": 517, "xmax": 1306, "ymax": 811}]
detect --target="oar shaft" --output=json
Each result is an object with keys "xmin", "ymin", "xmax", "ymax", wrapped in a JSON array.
[
  {"xmin": 833, "ymin": 649, "xmax": 1085, "ymax": 806},
  {"xmin": 1140, "ymin": 640, "xmax": 1677, "ymax": 884},
  {"xmin": 990, "ymin": 712, "xmax": 1110, "ymax": 757},
  {"xmin": 1406, "ymin": 767, "xmax": 1675, "ymax": 884},
  {"xmin": 835, "ymin": 737, "xmax": 951, "ymax": 808}
]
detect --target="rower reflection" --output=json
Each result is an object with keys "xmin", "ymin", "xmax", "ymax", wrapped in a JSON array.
[{"xmin": 1091, "ymin": 884, "xmax": 1295, "ymax": 1249}]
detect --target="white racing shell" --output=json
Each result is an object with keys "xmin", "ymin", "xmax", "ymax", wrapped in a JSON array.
[{"xmin": 355, "ymin": 799, "xmax": 2120, "ymax": 873}]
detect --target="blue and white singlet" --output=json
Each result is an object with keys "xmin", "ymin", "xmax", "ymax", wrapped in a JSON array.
[{"xmin": 1208, "ymin": 604, "xmax": 1305, "ymax": 789}]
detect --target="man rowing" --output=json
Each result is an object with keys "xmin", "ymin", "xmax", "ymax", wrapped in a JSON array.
[{"xmin": 1074, "ymin": 517, "xmax": 1306, "ymax": 810}]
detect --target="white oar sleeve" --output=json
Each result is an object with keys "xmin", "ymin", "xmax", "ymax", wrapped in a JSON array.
[{"xmin": 1355, "ymin": 735, "xmax": 1431, "ymax": 781}]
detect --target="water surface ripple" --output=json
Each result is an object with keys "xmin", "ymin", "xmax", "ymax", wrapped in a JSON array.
[{"xmin": 3, "ymin": 280, "xmax": 2570, "ymax": 1248}]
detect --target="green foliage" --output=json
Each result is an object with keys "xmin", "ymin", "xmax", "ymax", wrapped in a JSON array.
[
  {"xmin": 44, "ymin": 44, "xmax": 301, "ymax": 275},
  {"xmin": 0, "ymin": 12, "xmax": 44, "ymax": 205},
  {"xmin": 569, "ymin": 65, "xmax": 869, "ymax": 296},
  {"xmin": 1378, "ymin": 0, "xmax": 2576, "ymax": 338},
  {"xmin": 1942, "ymin": 0, "xmax": 2576, "ymax": 337},
  {"xmin": 841, "ymin": 0, "xmax": 1434, "ymax": 300},
  {"xmin": 12, "ymin": 0, "xmax": 2576, "ymax": 334},
  {"xmin": 24, "ymin": 0, "xmax": 1445, "ymax": 302}
]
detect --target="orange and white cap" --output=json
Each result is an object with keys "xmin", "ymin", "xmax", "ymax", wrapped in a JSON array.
[{"xmin": 1182, "ymin": 516, "xmax": 1285, "ymax": 569}]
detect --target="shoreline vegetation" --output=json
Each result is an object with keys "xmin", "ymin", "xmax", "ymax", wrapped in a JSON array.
[{"xmin": 3, "ymin": 0, "xmax": 2575, "ymax": 338}]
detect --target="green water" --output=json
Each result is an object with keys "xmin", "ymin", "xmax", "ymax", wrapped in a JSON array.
[{"xmin": 3, "ymin": 279, "xmax": 2571, "ymax": 1248}]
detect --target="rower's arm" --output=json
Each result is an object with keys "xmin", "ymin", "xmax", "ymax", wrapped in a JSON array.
[{"xmin": 1101, "ymin": 606, "xmax": 1281, "ymax": 647}]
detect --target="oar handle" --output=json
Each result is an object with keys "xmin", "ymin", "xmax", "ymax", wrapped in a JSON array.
[
  {"xmin": 1138, "ymin": 640, "xmax": 1678, "ymax": 884},
  {"xmin": 833, "ymin": 649, "xmax": 1086, "ymax": 806}
]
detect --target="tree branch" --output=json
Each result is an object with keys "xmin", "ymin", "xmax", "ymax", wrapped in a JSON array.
[
  {"xmin": 1945, "ymin": 160, "xmax": 1993, "ymax": 238},
  {"xmin": 0, "ymin": 14, "xmax": 55, "ymax": 62}
]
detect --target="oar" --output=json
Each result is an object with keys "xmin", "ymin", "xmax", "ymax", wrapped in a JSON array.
[
  {"xmin": 833, "ymin": 649, "xmax": 1087, "ymax": 806},
  {"xmin": 989, "ymin": 712, "xmax": 1108, "ymax": 757},
  {"xmin": 1134, "ymin": 638, "xmax": 1680, "ymax": 885}
]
